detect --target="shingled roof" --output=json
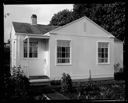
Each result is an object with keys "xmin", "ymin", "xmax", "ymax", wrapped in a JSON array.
[{"xmin": 12, "ymin": 22, "xmax": 59, "ymax": 34}]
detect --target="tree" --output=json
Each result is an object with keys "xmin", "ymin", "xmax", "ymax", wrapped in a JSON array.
[
  {"xmin": 73, "ymin": 2, "xmax": 125, "ymax": 41},
  {"xmin": 49, "ymin": 9, "xmax": 74, "ymax": 26}
]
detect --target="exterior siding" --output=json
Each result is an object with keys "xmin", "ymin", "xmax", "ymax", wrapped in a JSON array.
[
  {"xmin": 49, "ymin": 34, "xmax": 114, "ymax": 80},
  {"xmin": 49, "ymin": 17, "xmax": 114, "ymax": 80},
  {"xmin": 114, "ymin": 42, "xmax": 123, "ymax": 69},
  {"xmin": 11, "ymin": 16, "xmax": 115, "ymax": 80},
  {"xmin": 52, "ymin": 17, "xmax": 112, "ymax": 38},
  {"xmin": 16, "ymin": 34, "xmax": 50, "ymax": 77},
  {"xmin": 10, "ymin": 26, "xmax": 17, "ymax": 68}
]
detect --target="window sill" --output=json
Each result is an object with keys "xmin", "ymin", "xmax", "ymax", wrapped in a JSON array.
[
  {"xmin": 56, "ymin": 63, "xmax": 72, "ymax": 66},
  {"xmin": 23, "ymin": 57, "xmax": 39, "ymax": 60},
  {"xmin": 97, "ymin": 62, "xmax": 110, "ymax": 65}
]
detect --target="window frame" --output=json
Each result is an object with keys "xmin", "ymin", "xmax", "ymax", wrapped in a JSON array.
[
  {"xmin": 23, "ymin": 39, "xmax": 38, "ymax": 59},
  {"xmin": 96, "ymin": 41, "xmax": 110, "ymax": 65},
  {"xmin": 56, "ymin": 39, "xmax": 72, "ymax": 65}
]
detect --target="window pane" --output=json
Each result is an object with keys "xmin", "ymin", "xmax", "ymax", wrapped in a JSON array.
[
  {"xmin": 57, "ymin": 52, "xmax": 61, "ymax": 57},
  {"xmin": 29, "ymin": 41, "xmax": 38, "ymax": 58},
  {"xmin": 98, "ymin": 48, "xmax": 102, "ymax": 53},
  {"xmin": 65, "ymin": 59, "xmax": 70, "ymax": 63},
  {"xmin": 62, "ymin": 59, "xmax": 65, "ymax": 63},
  {"xmin": 57, "ymin": 40, "xmax": 70, "ymax": 63},
  {"xmin": 62, "ymin": 47, "xmax": 65, "ymax": 53},
  {"xmin": 105, "ymin": 48, "xmax": 108, "ymax": 53},
  {"xmin": 65, "ymin": 47, "xmax": 70, "ymax": 53},
  {"xmin": 58, "ymin": 59, "xmax": 62, "ymax": 63},
  {"xmin": 98, "ymin": 42, "xmax": 109, "ymax": 63},
  {"xmin": 62, "ymin": 52, "xmax": 65, "ymax": 57},
  {"xmin": 24, "ymin": 53, "xmax": 27, "ymax": 57},
  {"xmin": 105, "ymin": 53, "xmax": 108, "ymax": 58},
  {"xmin": 24, "ymin": 41, "xmax": 27, "ymax": 58},
  {"xmin": 65, "ymin": 53, "xmax": 70, "ymax": 57}
]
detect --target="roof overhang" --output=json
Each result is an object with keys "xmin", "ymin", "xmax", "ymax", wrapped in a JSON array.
[{"xmin": 24, "ymin": 34, "xmax": 49, "ymax": 40}]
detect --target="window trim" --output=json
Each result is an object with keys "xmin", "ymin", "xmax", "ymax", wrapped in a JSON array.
[
  {"xmin": 55, "ymin": 39, "xmax": 72, "ymax": 66},
  {"xmin": 23, "ymin": 39, "xmax": 38, "ymax": 59},
  {"xmin": 96, "ymin": 41, "xmax": 110, "ymax": 65}
]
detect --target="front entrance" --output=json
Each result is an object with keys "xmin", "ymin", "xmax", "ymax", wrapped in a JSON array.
[{"xmin": 23, "ymin": 37, "xmax": 49, "ymax": 77}]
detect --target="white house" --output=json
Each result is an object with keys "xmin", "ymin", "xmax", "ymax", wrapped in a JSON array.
[{"xmin": 10, "ymin": 14, "xmax": 120, "ymax": 81}]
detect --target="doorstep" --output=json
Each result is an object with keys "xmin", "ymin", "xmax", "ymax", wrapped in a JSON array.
[{"xmin": 30, "ymin": 79, "xmax": 51, "ymax": 86}]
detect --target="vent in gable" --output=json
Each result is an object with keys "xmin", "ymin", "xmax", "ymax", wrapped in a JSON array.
[{"xmin": 83, "ymin": 22, "xmax": 86, "ymax": 32}]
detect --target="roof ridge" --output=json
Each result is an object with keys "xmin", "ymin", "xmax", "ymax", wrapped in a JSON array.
[
  {"xmin": 12, "ymin": 22, "xmax": 59, "ymax": 34},
  {"xmin": 12, "ymin": 21, "xmax": 59, "ymax": 27}
]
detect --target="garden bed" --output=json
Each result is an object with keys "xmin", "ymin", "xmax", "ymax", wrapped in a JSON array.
[{"xmin": 52, "ymin": 80, "xmax": 125, "ymax": 100}]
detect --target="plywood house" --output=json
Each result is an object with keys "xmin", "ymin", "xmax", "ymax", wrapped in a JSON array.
[{"xmin": 10, "ymin": 14, "xmax": 123, "ymax": 81}]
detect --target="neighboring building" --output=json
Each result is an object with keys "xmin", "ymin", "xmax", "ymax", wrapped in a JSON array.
[{"xmin": 10, "ymin": 14, "xmax": 122, "ymax": 81}]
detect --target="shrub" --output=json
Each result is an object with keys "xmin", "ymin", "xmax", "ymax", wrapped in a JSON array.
[
  {"xmin": 9, "ymin": 65, "xmax": 30, "ymax": 98},
  {"xmin": 61, "ymin": 73, "xmax": 72, "ymax": 93},
  {"xmin": 114, "ymin": 63, "xmax": 124, "ymax": 80},
  {"xmin": 77, "ymin": 80, "xmax": 101, "ymax": 100},
  {"xmin": 51, "ymin": 80, "xmax": 61, "ymax": 85}
]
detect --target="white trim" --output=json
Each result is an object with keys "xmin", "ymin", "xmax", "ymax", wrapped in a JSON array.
[
  {"xmin": 96, "ymin": 41, "xmax": 110, "ymax": 65},
  {"xmin": 24, "ymin": 35, "xmax": 49, "ymax": 39},
  {"xmin": 23, "ymin": 39, "xmax": 39, "ymax": 59},
  {"xmin": 50, "ymin": 32, "xmax": 113, "ymax": 38},
  {"xmin": 55, "ymin": 39, "xmax": 72, "ymax": 66}
]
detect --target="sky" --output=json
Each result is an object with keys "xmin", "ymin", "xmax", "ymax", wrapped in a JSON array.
[{"xmin": 4, "ymin": 4, "xmax": 73, "ymax": 43}]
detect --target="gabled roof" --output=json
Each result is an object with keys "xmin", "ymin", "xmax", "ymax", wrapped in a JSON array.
[
  {"xmin": 12, "ymin": 22, "xmax": 59, "ymax": 34},
  {"xmin": 50, "ymin": 16, "xmax": 114, "ymax": 38}
]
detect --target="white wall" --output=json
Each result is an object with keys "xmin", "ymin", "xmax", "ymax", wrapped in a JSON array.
[
  {"xmin": 114, "ymin": 42, "xmax": 123, "ymax": 70},
  {"xmin": 49, "ymin": 34, "xmax": 114, "ymax": 80},
  {"xmin": 52, "ymin": 17, "xmax": 112, "ymax": 38},
  {"xmin": 16, "ymin": 34, "xmax": 50, "ymax": 77},
  {"xmin": 10, "ymin": 26, "xmax": 17, "ymax": 68},
  {"xmin": 49, "ymin": 17, "xmax": 114, "ymax": 80}
]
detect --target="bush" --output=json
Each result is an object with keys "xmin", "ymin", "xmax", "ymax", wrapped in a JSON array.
[
  {"xmin": 77, "ymin": 80, "xmax": 100, "ymax": 99},
  {"xmin": 114, "ymin": 72, "xmax": 125, "ymax": 80},
  {"xmin": 9, "ymin": 66, "xmax": 30, "ymax": 98},
  {"xmin": 114, "ymin": 63, "xmax": 124, "ymax": 80},
  {"xmin": 61, "ymin": 73, "xmax": 72, "ymax": 93}
]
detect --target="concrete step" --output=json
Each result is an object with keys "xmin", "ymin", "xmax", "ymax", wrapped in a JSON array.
[
  {"xmin": 29, "ymin": 75, "xmax": 49, "ymax": 79},
  {"xmin": 30, "ymin": 79, "xmax": 51, "ymax": 86}
]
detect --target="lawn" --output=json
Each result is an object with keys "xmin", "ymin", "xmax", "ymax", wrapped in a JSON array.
[{"xmin": 52, "ymin": 80, "xmax": 125, "ymax": 100}]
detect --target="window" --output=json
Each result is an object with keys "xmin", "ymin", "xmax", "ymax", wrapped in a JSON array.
[
  {"xmin": 24, "ymin": 40, "xmax": 27, "ymax": 58},
  {"xmin": 24, "ymin": 40, "xmax": 38, "ymax": 58},
  {"xmin": 57, "ymin": 40, "xmax": 71, "ymax": 64},
  {"xmin": 98, "ymin": 42, "xmax": 109, "ymax": 64}
]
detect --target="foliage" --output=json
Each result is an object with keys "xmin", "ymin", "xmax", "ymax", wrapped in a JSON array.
[
  {"xmin": 61, "ymin": 73, "xmax": 72, "ymax": 93},
  {"xmin": 77, "ymin": 80, "xmax": 100, "ymax": 99},
  {"xmin": 49, "ymin": 9, "xmax": 74, "ymax": 26},
  {"xmin": 114, "ymin": 63, "xmax": 123, "ymax": 73},
  {"xmin": 66, "ymin": 80, "xmax": 125, "ymax": 100},
  {"xmin": 114, "ymin": 63, "xmax": 124, "ymax": 80},
  {"xmin": 51, "ymin": 80, "xmax": 61, "ymax": 85},
  {"xmin": 73, "ymin": 2, "xmax": 125, "ymax": 41},
  {"xmin": 49, "ymin": 2, "xmax": 125, "ymax": 41},
  {"xmin": 9, "ymin": 66, "xmax": 30, "ymax": 98}
]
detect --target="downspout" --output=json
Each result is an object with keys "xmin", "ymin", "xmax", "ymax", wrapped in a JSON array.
[
  {"xmin": 27, "ymin": 37, "xmax": 29, "ymax": 78},
  {"xmin": 9, "ymin": 31, "xmax": 12, "ymax": 74}
]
